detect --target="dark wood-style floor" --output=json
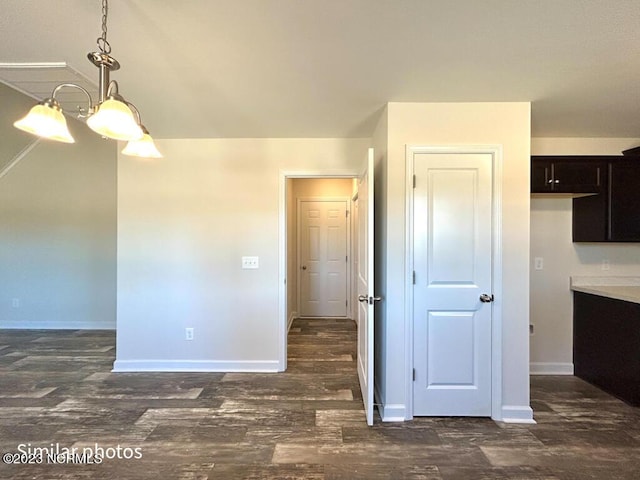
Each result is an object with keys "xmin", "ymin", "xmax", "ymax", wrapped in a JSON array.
[{"xmin": 1, "ymin": 318, "xmax": 639, "ymax": 479}]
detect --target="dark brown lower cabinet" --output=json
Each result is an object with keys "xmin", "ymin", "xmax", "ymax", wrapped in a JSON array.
[{"xmin": 573, "ymin": 291, "xmax": 640, "ymax": 406}]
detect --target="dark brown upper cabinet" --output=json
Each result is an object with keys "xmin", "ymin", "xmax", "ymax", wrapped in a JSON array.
[
  {"xmin": 570, "ymin": 156, "xmax": 640, "ymax": 242},
  {"xmin": 608, "ymin": 159, "xmax": 640, "ymax": 241},
  {"xmin": 531, "ymin": 155, "xmax": 640, "ymax": 242},
  {"xmin": 531, "ymin": 156, "xmax": 606, "ymax": 195}
]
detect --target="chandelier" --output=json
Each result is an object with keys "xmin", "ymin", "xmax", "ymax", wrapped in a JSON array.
[{"xmin": 13, "ymin": 0, "xmax": 162, "ymax": 158}]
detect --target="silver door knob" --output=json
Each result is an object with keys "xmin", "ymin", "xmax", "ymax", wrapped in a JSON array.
[
  {"xmin": 479, "ymin": 294, "xmax": 494, "ymax": 303},
  {"xmin": 359, "ymin": 295, "xmax": 383, "ymax": 304}
]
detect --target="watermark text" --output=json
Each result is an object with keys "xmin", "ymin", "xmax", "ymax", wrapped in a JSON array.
[{"xmin": 2, "ymin": 443, "xmax": 143, "ymax": 465}]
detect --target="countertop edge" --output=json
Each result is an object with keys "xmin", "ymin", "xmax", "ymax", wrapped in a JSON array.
[
  {"xmin": 570, "ymin": 276, "xmax": 640, "ymax": 288},
  {"xmin": 570, "ymin": 284, "xmax": 640, "ymax": 305}
]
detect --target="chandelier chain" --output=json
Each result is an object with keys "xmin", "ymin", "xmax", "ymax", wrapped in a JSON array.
[{"xmin": 96, "ymin": 0, "xmax": 112, "ymax": 54}]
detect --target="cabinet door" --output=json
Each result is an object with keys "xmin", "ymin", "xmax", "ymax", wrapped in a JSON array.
[
  {"xmin": 573, "ymin": 292, "xmax": 640, "ymax": 406},
  {"xmin": 573, "ymin": 193, "xmax": 607, "ymax": 242},
  {"xmin": 531, "ymin": 157, "xmax": 605, "ymax": 194},
  {"xmin": 531, "ymin": 160, "xmax": 552, "ymax": 192},
  {"xmin": 609, "ymin": 160, "xmax": 640, "ymax": 241},
  {"xmin": 552, "ymin": 161, "xmax": 604, "ymax": 193}
]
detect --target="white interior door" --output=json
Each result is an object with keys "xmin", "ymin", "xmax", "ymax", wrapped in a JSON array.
[
  {"xmin": 357, "ymin": 147, "xmax": 376, "ymax": 425},
  {"xmin": 412, "ymin": 152, "xmax": 493, "ymax": 416},
  {"xmin": 298, "ymin": 200, "xmax": 348, "ymax": 317}
]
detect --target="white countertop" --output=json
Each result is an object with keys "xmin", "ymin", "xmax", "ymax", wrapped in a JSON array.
[{"xmin": 570, "ymin": 276, "xmax": 640, "ymax": 304}]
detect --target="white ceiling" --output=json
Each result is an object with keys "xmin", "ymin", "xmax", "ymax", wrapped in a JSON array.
[
  {"xmin": 1, "ymin": 0, "xmax": 639, "ymax": 139},
  {"xmin": 0, "ymin": 64, "xmax": 99, "ymax": 116}
]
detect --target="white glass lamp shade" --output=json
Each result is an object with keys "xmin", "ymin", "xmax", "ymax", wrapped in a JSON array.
[
  {"xmin": 86, "ymin": 97, "xmax": 144, "ymax": 141},
  {"xmin": 121, "ymin": 132, "xmax": 163, "ymax": 159},
  {"xmin": 13, "ymin": 102, "xmax": 75, "ymax": 143}
]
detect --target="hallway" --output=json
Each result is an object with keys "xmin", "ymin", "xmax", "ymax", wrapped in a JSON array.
[{"xmin": 0, "ymin": 320, "xmax": 639, "ymax": 478}]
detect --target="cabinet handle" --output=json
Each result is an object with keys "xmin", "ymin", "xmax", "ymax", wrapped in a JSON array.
[{"xmin": 554, "ymin": 179, "xmax": 560, "ymax": 184}]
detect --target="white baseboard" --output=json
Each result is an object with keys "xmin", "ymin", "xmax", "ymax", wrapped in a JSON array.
[
  {"xmin": 112, "ymin": 359, "xmax": 280, "ymax": 373},
  {"xmin": 287, "ymin": 311, "xmax": 298, "ymax": 332},
  {"xmin": 530, "ymin": 362, "xmax": 574, "ymax": 375},
  {"xmin": 373, "ymin": 382, "xmax": 535, "ymax": 424},
  {"xmin": 499, "ymin": 405, "xmax": 536, "ymax": 424},
  {"xmin": 378, "ymin": 403, "xmax": 407, "ymax": 422},
  {"xmin": 0, "ymin": 320, "xmax": 115, "ymax": 330}
]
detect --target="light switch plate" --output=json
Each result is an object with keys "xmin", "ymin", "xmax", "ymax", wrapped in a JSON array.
[
  {"xmin": 242, "ymin": 256, "xmax": 259, "ymax": 269},
  {"xmin": 534, "ymin": 257, "xmax": 543, "ymax": 270}
]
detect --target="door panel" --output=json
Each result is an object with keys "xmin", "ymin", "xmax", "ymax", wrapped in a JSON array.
[
  {"xmin": 357, "ymin": 148, "xmax": 375, "ymax": 426},
  {"xmin": 428, "ymin": 170, "xmax": 477, "ymax": 284},
  {"xmin": 427, "ymin": 312, "xmax": 475, "ymax": 386},
  {"xmin": 413, "ymin": 152, "xmax": 493, "ymax": 417},
  {"xmin": 299, "ymin": 200, "xmax": 348, "ymax": 317}
]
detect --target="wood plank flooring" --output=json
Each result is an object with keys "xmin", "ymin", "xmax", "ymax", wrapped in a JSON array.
[{"xmin": 1, "ymin": 318, "xmax": 639, "ymax": 479}]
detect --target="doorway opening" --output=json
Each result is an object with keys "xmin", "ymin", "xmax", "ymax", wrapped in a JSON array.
[
  {"xmin": 278, "ymin": 173, "xmax": 359, "ymax": 373},
  {"xmin": 287, "ymin": 178, "xmax": 357, "ymax": 325},
  {"xmin": 278, "ymin": 149, "xmax": 376, "ymax": 425}
]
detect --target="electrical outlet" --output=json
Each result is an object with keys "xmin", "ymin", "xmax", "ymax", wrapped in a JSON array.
[
  {"xmin": 529, "ymin": 324, "xmax": 534, "ymax": 335},
  {"xmin": 11, "ymin": 298, "xmax": 20, "ymax": 308},
  {"xmin": 242, "ymin": 256, "xmax": 259, "ymax": 269},
  {"xmin": 534, "ymin": 257, "xmax": 544, "ymax": 270},
  {"xmin": 185, "ymin": 328, "xmax": 194, "ymax": 341},
  {"xmin": 601, "ymin": 259, "xmax": 610, "ymax": 271}
]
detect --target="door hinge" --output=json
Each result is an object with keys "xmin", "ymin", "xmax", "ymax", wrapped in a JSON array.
[
  {"xmin": 346, "ymin": 255, "xmax": 348, "ymax": 262},
  {"xmin": 346, "ymin": 210, "xmax": 349, "ymax": 217},
  {"xmin": 412, "ymin": 271, "xmax": 416, "ymax": 284},
  {"xmin": 346, "ymin": 299, "xmax": 348, "ymax": 307},
  {"xmin": 413, "ymin": 175, "xmax": 416, "ymax": 188},
  {"xmin": 413, "ymin": 368, "xmax": 416, "ymax": 381}
]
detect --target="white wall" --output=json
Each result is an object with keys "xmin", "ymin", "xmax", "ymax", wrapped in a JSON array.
[
  {"xmin": 115, "ymin": 138, "xmax": 369, "ymax": 371},
  {"xmin": 529, "ymin": 137, "xmax": 640, "ymax": 374},
  {"xmin": 0, "ymin": 83, "xmax": 34, "ymax": 173},
  {"xmin": 0, "ymin": 84, "xmax": 117, "ymax": 329},
  {"xmin": 375, "ymin": 102, "xmax": 532, "ymax": 422}
]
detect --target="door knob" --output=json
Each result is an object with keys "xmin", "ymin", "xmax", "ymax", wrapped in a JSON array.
[
  {"xmin": 359, "ymin": 295, "xmax": 383, "ymax": 304},
  {"xmin": 301, "ymin": 266, "xmax": 307, "ymax": 270},
  {"xmin": 479, "ymin": 293, "xmax": 494, "ymax": 303}
]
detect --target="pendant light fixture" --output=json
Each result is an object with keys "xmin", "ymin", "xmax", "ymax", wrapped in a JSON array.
[
  {"xmin": 13, "ymin": 0, "xmax": 161, "ymax": 158},
  {"xmin": 120, "ymin": 103, "xmax": 163, "ymax": 158}
]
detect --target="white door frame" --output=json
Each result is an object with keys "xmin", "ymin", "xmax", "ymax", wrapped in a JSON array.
[
  {"xmin": 296, "ymin": 196, "xmax": 351, "ymax": 318},
  {"xmin": 404, "ymin": 145, "xmax": 504, "ymax": 420},
  {"xmin": 278, "ymin": 169, "xmax": 359, "ymax": 371}
]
